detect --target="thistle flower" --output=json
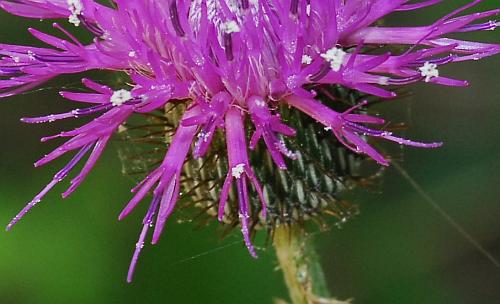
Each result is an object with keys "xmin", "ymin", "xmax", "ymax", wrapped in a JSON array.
[{"xmin": 1, "ymin": 0, "xmax": 499, "ymax": 282}]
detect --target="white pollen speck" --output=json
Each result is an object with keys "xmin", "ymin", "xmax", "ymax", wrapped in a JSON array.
[
  {"xmin": 197, "ymin": 131, "xmax": 211, "ymax": 142},
  {"xmin": 324, "ymin": 125, "xmax": 332, "ymax": 131},
  {"xmin": 320, "ymin": 47, "xmax": 347, "ymax": 72},
  {"xmin": 110, "ymin": 89, "xmax": 132, "ymax": 106},
  {"xmin": 27, "ymin": 51, "xmax": 35, "ymax": 60},
  {"xmin": 67, "ymin": 0, "xmax": 83, "ymax": 26},
  {"xmin": 419, "ymin": 62, "xmax": 439, "ymax": 82},
  {"xmin": 301, "ymin": 55, "xmax": 312, "ymax": 65},
  {"xmin": 488, "ymin": 20, "xmax": 498, "ymax": 31},
  {"xmin": 231, "ymin": 163, "xmax": 245, "ymax": 179},
  {"xmin": 12, "ymin": 56, "xmax": 20, "ymax": 63},
  {"xmin": 101, "ymin": 31, "xmax": 111, "ymax": 40},
  {"xmin": 118, "ymin": 124, "xmax": 128, "ymax": 133},
  {"xmin": 221, "ymin": 20, "xmax": 240, "ymax": 34},
  {"xmin": 128, "ymin": 51, "xmax": 136, "ymax": 57},
  {"xmin": 378, "ymin": 76, "xmax": 389, "ymax": 85},
  {"xmin": 68, "ymin": 15, "xmax": 80, "ymax": 26},
  {"xmin": 255, "ymin": 99, "xmax": 266, "ymax": 107},
  {"xmin": 306, "ymin": 4, "xmax": 311, "ymax": 16}
]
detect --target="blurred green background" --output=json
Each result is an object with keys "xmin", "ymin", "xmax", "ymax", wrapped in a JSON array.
[{"xmin": 0, "ymin": 1, "xmax": 499, "ymax": 303}]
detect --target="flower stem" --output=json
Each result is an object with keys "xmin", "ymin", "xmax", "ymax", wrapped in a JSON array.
[{"xmin": 273, "ymin": 225, "xmax": 349, "ymax": 304}]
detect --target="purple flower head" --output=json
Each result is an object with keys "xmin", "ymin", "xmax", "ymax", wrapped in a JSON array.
[{"xmin": 1, "ymin": 0, "xmax": 499, "ymax": 281}]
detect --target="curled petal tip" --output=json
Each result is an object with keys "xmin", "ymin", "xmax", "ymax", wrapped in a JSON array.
[
  {"xmin": 379, "ymin": 159, "xmax": 390, "ymax": 167},
  {"xmin": 118, "ymin": 210, "xmax": 128, "ymax": 221},
  {"xmin": 260, "ymin": 211, "xmax": 267, "ymax": 221},
  {"xmin": 244, "ymin": 235, "xmax": 258, "ymax": 258}
]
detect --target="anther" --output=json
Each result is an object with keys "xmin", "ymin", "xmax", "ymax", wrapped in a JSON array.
[{"xmin": 169, "ymin": 1, "xmax": 185, "ymax": 37}]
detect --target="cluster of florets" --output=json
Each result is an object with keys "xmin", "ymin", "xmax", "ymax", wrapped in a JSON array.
[{"xmin": 0, "ymin": 0, "xmax": 498, "ymax": 281}]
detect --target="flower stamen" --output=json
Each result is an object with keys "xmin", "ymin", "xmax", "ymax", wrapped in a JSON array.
[
  {"xmin": 419, "ymin": 62, "xmax": 439, "ymax": 82},
  {"xmin": 321, "ymin": 47, "xmax": 347, "ymax": 72},
  {"xmin": 110, "ymin": 89, "xmax": 132, "ymax": 106},
  {"xmin": 67, "ymin": 0, "xmax": 83, "ymax": 26}
]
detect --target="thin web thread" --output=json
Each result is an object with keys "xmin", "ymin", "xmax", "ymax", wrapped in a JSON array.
[
  {"xmin": 166, "ymin": 239, "xmax": 245, "ymax": 268},
  {"xmin": 126, "ymin": 162, "xmax": 500, "ymax": 271},
  {"xmin": 392, "ymin": 161, "xmax": 500, "ymax": 268}
]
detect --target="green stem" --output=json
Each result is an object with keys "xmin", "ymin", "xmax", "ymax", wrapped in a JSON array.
[{"xmin": 273, "ymin": 225, "xmax": 349, "ymax": 304}]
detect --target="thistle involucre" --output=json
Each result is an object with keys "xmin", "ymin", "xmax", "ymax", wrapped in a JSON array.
[{"xmin": 0, "ymin": 0, "xmax": 499, "ymax": 282}]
